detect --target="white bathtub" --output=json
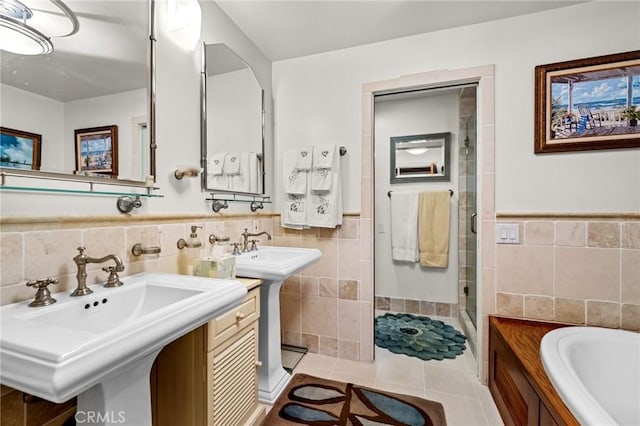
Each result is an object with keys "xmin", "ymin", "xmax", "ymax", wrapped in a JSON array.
[{"xmin": 541, "ymin": 327, "xmax": 640, "ymax": 426}]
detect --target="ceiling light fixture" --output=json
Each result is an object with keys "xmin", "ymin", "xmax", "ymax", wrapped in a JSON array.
[{"xmin": 0, "ymin": 0, "xmax": 78, "ymax": 55}]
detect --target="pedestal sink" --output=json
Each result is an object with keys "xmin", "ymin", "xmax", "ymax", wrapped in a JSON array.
[
  {"xmin": 0, "ymin": 273, "xmax": 246, "ymax": 426},
  {"xmin": 235, "ymin": 246, "xmax": 321, "ymax": 404}
]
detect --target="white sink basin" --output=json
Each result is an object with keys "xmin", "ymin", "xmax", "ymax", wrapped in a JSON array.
[
  {"xmin": 235, "ymin": 246, "xmax": 321, "ymax": 281},
  {"xmin": 1, "ymin": 272, "xmax": 246, "ymax": 424},
  {"xmin": 541, "ymin": 327, "xmax": 640, "ymax": 426},
  {"xmin": 235, "ymin": 246, "xmax": 321, "ymax": 404}
]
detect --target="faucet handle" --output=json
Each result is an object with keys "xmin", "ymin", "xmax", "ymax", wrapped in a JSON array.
[
  {"xmin": 26, "ymin": 278, "xmax": 58, "ymax": 307},
  {"xmin": 26, "ymin": 278, "xmax": 59, "ymax": 289},
  {"xmin": 231, "ymin": 242, "xmax": 241, "ymax": 255},
  {"xmin": 76, "ymin": 246, "xmax": 86, "ymax": 254},
  {"xmin": 249, "ymin": 239, "xmax": 259, "ymax": 251},
  {"xmin": 102, "ymin": 266, "xmax": 123, "ymax": 288}
]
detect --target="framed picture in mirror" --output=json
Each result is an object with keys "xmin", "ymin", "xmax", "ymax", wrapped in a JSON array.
[
  {"xmin": 74, "ymin": 125, "xmax": 118, "ymax": 177},
  {"xmin": 0, "ymin": 127, "xmax": 42, "ymax": 170},
  {"xmin": 535, "ymin": 50, "xmax": 640, "ymax": 153},
  {"xmin": 390, "ymin": 132, "xmax": 450, "ymax": 183}
]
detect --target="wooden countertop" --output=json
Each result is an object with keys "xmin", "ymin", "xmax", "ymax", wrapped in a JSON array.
[
  {"xmin": 236, "ymin": 277, "xmax": 261, "ymax": 291},
  {"xmin": 489, "ymin": 316, "xmax": 579, "ymax": 426}
]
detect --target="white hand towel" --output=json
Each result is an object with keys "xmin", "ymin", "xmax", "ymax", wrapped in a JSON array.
[
  {"xmin": 307, "ymin": 149, "xmax": 342, "ymax": 228},
  {"xmin": 231, "ymin": 152, "xmax": 251, "ymax": 192},
  {"xmin": 224, "ymin": 153, "xmax": 241, "ymax": 175},
  {"xmin": 390, "ymin": 192, "xmax": 419, "ymax": 262},
  {"xmin": 295, "ymin": 146, "xmax": 313, "ymax": 171},
  {"xmin": 285, "ymin": 168, "xmax": 307, "ymax": 195},
  {"xmin": 249, "ymin": 152, "xmax": 259, "ymax": 193},
  {"xmin": 208, "ymin": 173, "xmax": 229, "ymax": 190},
  {"xmin": 208, "ymin": 153, "xmax": 226, "ymax": 176},
  {"xmin": 281, "ymin": 150, "xmax": 309, "ymax": 229},
  {"xmin": 312, "ymin": 145, "xmax": 336, "ymax": 169},
  {"xmin": 310, "ymin": 150, "xmax": 335, "ymax": 192}
]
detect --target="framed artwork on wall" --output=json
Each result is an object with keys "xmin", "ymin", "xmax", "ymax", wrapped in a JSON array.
[
  {"xmin": 0, "ymin": 127, "xmax": 42, "ymax": 170},
  {"xmin": 534, "ymin": 50, "xmax": 640, "ymax": 153},
  {"xmin": 74, "ymin": 125, "xmax": 118, "ymax": 176}
]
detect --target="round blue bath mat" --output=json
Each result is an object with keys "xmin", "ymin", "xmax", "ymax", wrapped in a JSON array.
[{"xmin": 375, "ymin": 312, "xmax": 467, "ymax": 360}]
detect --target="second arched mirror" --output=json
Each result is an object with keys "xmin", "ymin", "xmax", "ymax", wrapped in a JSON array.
[{"xmin": 200, "ymin": 43, "xmax": 264, "ymax": 195}]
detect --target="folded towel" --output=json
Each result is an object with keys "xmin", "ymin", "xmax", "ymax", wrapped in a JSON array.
[
  {"xmin": 310, "ymin": 150, "xmax": 335, "ymax": 192},
  {"xmin": 307, "ymin": 148, "xmax": 342, "ymax": 228},
  {"xmin": 312, "ymin": 145, "xmax": 336, "ymax": 169},
  {"xmin": 390, "ymin": 192, "xmax": 419, "ymax": 262},
  {"xmin": 281, "ymin": 150, "xmax": 309, "ymax": 229},
  {"xmin": 286, "ymin": 169, "xmax": 307, "ymax": 195},
  {"xmin": 208, "ymin": 153, "xmax": 227, "ymax": 176},
  {"xmin": 249, "ymin": 152, "xmax": 259, "ymax": 193},
  {"xmin": 231, "ymin": 152, "xmax": 251, "ymax": 192},
  {"xmin": 208, "ymin": 173, "xmax": 229, "ymax": 190},
  {"xmin": 418, "ymin": 191, "xmax": 451, "ymax": 268},
  {"xmin": 224, "ymin": 153, "xmax": 241, "ymax": 175},
  {"xmin": 295, "ymin": 146, "xmax": 313, "ymax": 171}
]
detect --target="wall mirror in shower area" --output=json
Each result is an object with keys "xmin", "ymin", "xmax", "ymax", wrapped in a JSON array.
[
  {"xmin": 200, "ymin": 43, "xmax": 265, "ymax": 195},
  {"xmin": 390, "ymin": 132, "xmax": 450, "ymax": 183},
  {"xmin": 0, "ymin": 0, "xmax": 156, "ymax": 185}
]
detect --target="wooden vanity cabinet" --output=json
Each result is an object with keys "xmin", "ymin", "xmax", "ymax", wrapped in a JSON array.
[
  {"xmin": 0, "ymin": 385, "xmax": 76, "ymax": 426},
  {"xmin": 152, "ymin": 285, "xmax": 265, "ymax": 426},
  {"xmin": 488, "ymin": 316, "xmax": 578, "ymax": 426}
]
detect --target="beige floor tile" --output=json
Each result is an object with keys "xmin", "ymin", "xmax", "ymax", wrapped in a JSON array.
[
  {"xmin": 293, "ymin": 353, "xmax": 336, "ymax": 378},
  {"xmin": 425, "ymin": 390, "xmax": 489, "ymax": 426},
  {"xmin": 333, "ymin": 358, "xmax": 377, "ymax": 378},
  {"xmin": 373, "ymin": 380, "xmax": 425, "ymax": 398},
  {"xmin": 423, "ymin": 364, "xmax": 479, "ymax": 399},
  {"xmin": 474, "ymin": 382, "xmax": 505, "ymax": 426},
  {"xmin": 329, "ymin": 371, "xmax": 376, "ymax": 388}
]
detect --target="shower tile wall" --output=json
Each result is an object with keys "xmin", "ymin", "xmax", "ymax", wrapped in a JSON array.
[{"xmin": 495, "ymin": 217, "xmax": 640, "ymax": 332}]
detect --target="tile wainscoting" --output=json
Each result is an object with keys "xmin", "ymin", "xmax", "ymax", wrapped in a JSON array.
[
  {"xmin": 0, "ymin": 212, "xmax": 374, "ymax": 362},
  {"xmin": 494, "ymin": 214, "xmax": 640, "ymax": 332},
  {"xmin": 374, "ymin": 296, "xmax": 458, "ymax": 318}
]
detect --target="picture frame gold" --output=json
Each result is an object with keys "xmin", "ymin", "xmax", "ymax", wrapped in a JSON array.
[{"xmin": 534, "ymin": 50, "xmax": 640, "ymax": 153}]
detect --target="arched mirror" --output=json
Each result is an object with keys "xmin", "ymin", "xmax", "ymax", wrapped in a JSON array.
[
  {"xmin": 201, "ymin": 43, "xmax": 264, "ymax": 195},
  {"xmin": 0, "ymin": 0, "xmax": 156, "ymax": 184}
]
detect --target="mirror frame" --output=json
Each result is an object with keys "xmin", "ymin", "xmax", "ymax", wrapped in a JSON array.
[
  {"xmin": 390, "ymin": 132, "xmax": 451, "ymax": 183},
  {"xmin": 0, "ymin": 0, "xmax": 157, "ymax": 188},
  {"xmin": 200, "ymin": 42, "xmax": 265, "ymax": 195}
]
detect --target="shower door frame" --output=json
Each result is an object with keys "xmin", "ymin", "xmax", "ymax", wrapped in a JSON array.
[{"xmin": 362, "ymin": 65, "xmax": 495, "ymax": 383}]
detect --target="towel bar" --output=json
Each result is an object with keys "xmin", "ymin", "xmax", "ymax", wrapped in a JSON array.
[{"xmin": 387, "ymin": 189, "xmax": 454, "ymax": 198}]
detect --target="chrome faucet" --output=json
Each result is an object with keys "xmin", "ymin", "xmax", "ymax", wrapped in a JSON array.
[
  {"xmin": 240, "ymin": 228, "xmax": 272, "ymax": 252},
  {"xmin": 72, "ymin": 247, "xmax": 125, "ymax": 296}
]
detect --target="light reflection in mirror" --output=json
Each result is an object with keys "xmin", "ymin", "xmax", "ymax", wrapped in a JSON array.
[{"xmin": 0, "ymin": 0, "xmax": 154, "ymax": 183}]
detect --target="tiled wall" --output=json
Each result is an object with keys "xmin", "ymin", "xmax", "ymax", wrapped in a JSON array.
[
  {"xmin": 495, "ymin": 217, "xmax": 640, "ymax": 332},
  {"xmin": 0, "ymin": 213, "xmax": 374, "ymax": 362},
  {"xmin": 275, "ymin": 216, "xmax": 374, "ymax": 362},
  {"xmin": 374, "ymin": 296, "xmax": 457, "ymax": 318},
  {"xmin": 0, "ymin": 215, "xmax": 275, "ymax": 305}
]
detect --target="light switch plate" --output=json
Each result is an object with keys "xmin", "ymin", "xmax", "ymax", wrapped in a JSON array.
[{"xmin": 496, "ymin": 223, "xmax": 520, "ymax": 244}]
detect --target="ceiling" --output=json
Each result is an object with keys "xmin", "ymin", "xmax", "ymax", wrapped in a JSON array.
[{"xmin": 215, "ymin": 0, "xmax": 584, "ymax": 61}]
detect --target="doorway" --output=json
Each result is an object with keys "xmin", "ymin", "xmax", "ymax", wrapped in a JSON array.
[{"xmin": 362, "ymin": 65, "xmax": 495, "ymax": 380}]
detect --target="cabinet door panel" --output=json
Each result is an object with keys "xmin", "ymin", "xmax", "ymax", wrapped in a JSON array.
[{"xmin": 208, "ymin": 323, "xmax": 258, "ymax": 426}]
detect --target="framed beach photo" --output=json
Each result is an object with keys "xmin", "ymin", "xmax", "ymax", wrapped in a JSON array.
[
  {"xmin": 0, "ymin": 127, "xmax": 42, "ymax": 170},
  {"xmin": 534, "ymin": 50, "xmax": 640, "ymax": 153},
  {"xmin": 74, "ymin": 125, "xmax": 118, "ymax": 176}
]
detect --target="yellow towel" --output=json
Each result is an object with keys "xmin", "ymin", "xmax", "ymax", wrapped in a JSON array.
[{"xmin": 418, "ymin": 191, "xmax": 450, "ymax": 268}]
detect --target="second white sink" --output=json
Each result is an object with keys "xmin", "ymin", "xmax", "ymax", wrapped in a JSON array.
[{"xmin": 235, "ymin": 246, "xmax": 321, "ymax": 281}]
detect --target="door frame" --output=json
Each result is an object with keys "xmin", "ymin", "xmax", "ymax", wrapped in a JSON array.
[{"xmin": 361, "ymin": 65, "xmax": 495, "ymax": 382}]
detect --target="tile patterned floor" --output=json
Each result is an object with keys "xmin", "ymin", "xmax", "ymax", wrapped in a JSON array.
[{"xmin": 290, "ymin": 315, "xmax": 504, "ymax": 426}]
